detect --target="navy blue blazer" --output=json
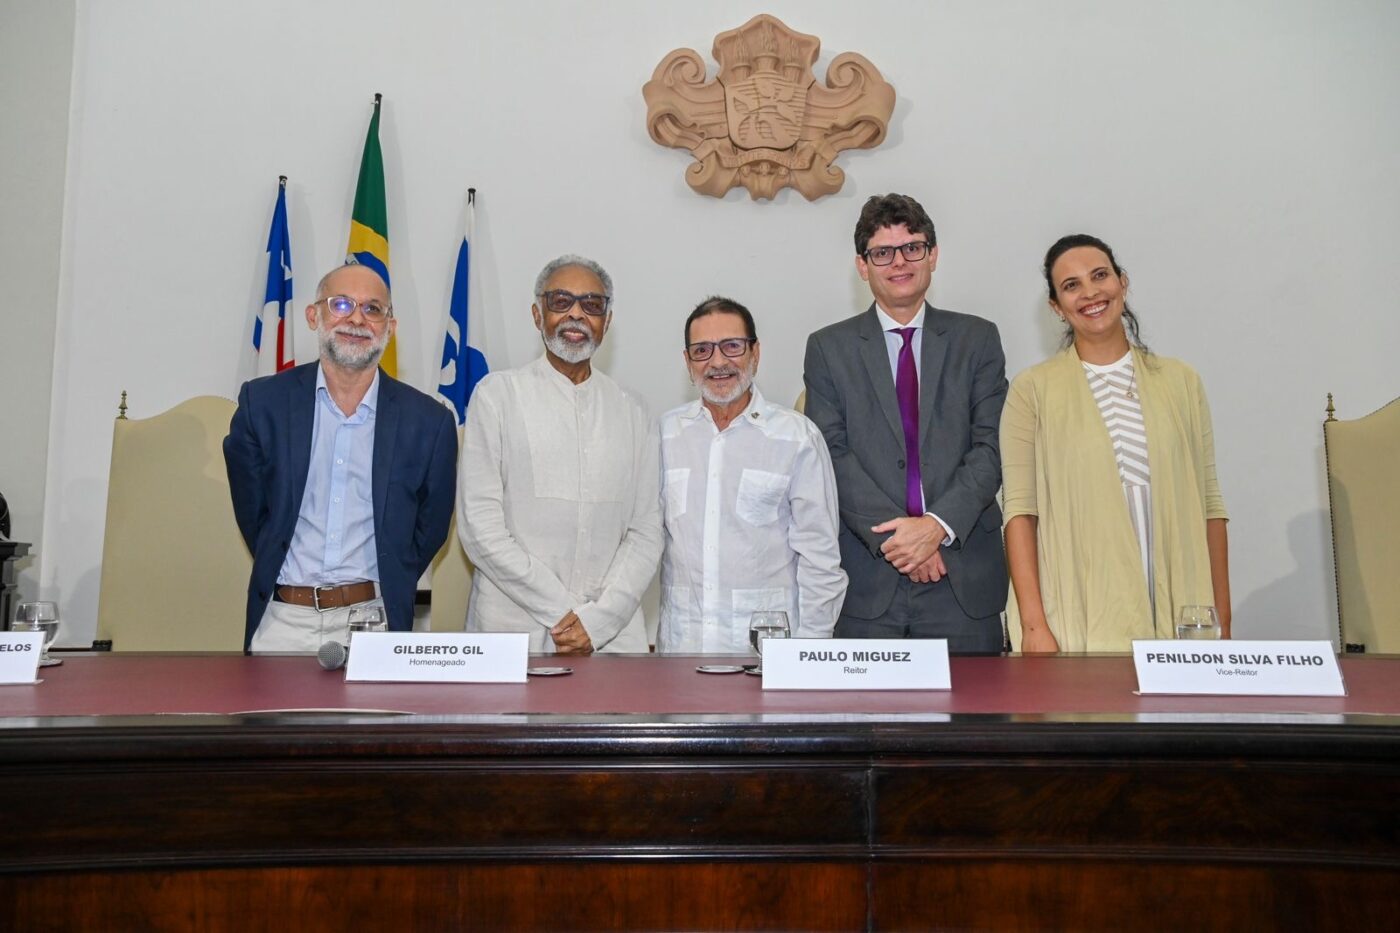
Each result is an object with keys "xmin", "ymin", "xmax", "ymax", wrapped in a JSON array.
[{"xmin": 224, "ymin": 362, "xmax": 458, "ymax": 650}]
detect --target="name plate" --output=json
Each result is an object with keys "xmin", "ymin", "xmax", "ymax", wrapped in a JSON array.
[
  {"xmin": 760, "ymin": 638, "xmax": 950, "ymax": 690},
  {"xmin": 0, "ymin": 632, "xmax": 43, "ymax": 684},
  {"xmin": 1133, "ymin": 640, "xmax": 1346, "ymax": 696},
  {"xmin": 345, "ymin": 632, "xmax": 528, "ymax": 683}
]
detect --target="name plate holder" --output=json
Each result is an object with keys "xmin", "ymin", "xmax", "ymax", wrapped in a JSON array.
[
  {"xmin": 1132, "ymin": 640, "xmax": 1346, "ymax": 696},
  {"xmin": 760, "ymin": 638, "xmax": 950, "ymax": 690},
  {"xmin": 345, "ymin": 632, "xmax": 529, "ymax": 683},
  {"xmin": 0, "ymin": 632, "xmax": 43, "ymax": 685}
]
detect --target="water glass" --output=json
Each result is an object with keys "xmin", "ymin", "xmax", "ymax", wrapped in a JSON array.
[
  {"xmin": 13, "ymin": 601, "xmax": 62, "ymax": 667},
  {"xmin": 748, "ymin": 610, "xmax": 790, "ymax": 657},
  {"xmin": 347, "ymin": 605, "xmax": 387, "ymax": 643},
  {"xmin": 1175, "ymin": 605, "xmax": 1222, "ymax": 640}
]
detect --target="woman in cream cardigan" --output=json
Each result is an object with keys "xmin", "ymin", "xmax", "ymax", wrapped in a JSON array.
[{"xmin": 1002, "ymin": 234, "xmax": 1230, "ymax": 652}]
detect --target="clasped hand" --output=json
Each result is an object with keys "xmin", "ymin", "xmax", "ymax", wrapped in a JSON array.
[
  {"xmin": 873, "ymin": 515, "xmax": 948, "ymax": 584},
  {"xmin": 551, "ymin": 611, "xmax": 594, "ymax": 655}
]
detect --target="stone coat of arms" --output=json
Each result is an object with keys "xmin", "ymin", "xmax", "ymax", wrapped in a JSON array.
[{"xmin": 643, "ymin": 15, "xmax": 896, "ymax": 201}]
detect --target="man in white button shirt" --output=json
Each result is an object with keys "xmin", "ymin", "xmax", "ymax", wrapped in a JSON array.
[
  {"xmin": 658, "ymin": 297, "xmax": 847, "ymax": 652},
  {"xmin": 458, "ymin": 255, "xmax": 662, "ymax": 654}
]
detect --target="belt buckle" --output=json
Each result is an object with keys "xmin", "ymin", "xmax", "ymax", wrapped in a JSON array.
[{"xmin": 312, "ymin": 585, "xmax": 339, "ymax": 612}]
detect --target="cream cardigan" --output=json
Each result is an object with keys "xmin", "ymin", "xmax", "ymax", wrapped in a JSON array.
[{"xmin": 1001, "ymin": 347, "xmax": 1227, "ymax": 651}]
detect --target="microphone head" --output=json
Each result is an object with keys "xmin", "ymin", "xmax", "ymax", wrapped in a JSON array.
[{"xmin": 317, "ymin": 640, "xmax": 349, "ymax": 671}]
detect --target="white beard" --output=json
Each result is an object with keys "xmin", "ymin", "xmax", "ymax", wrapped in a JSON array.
[
  {"xmin": 318, "ymin": 318, "xmax": 389, "ymax": 370},
  {"xmin": 696, "ymin": 361, "xmax": 755, "ymax": 406},
  {"xmin": 544, "ymin": 320, "xmax": 597, "ymax": 363}
]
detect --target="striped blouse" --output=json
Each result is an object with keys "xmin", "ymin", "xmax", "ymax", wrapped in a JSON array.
[{"xmin": 1082, "ymin": 352, "xmax": 1154, "ymax": 611}]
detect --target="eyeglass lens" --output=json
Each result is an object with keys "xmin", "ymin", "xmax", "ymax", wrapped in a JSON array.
[
  {"xmin": 541, "ymin": 290, "xmax": 609, "ymax": 316},
  {"xmin": 687, "ymin": 338, "xmax": 752, "ymax": 362},
  {"xmin": 327, "ymin": 296, "xmax": 390, "ymax": 320},
  {"xmin": 866, "ymin": 241, "xmax": 930, "ymax": 266}
]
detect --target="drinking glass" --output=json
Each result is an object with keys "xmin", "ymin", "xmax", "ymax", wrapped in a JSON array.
[
  {"xmin": 1175, "ymin": 605, "xmax": 1222, "ymax": 640},
  {"xmin": 748, "ymin": 610, "xmax": 790, "ymax": 671},
  {"xmin": 13, "ymin": 601, "xmax": 62, "ymax": 667},
  {"xmin": 347, "ymin": 605, "xmax": 388, "ymax": 643}
]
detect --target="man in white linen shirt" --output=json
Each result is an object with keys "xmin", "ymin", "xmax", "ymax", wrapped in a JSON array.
[
  {"xmin": 457, "ymin": 255, "xmax": 662, "ymax": 654},
  {"xmin": 658, "ymin": 297, "xmax": 847, "ymax": 653}
]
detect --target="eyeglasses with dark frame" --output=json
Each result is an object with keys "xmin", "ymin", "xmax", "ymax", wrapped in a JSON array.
[
  {"xmin": 320, "ymin": 295, "xmax": 393, "ymax": 322},
  {"xmin": 861, "ymin": 240, "xmax": 932, "ymax": 266},
  {"xmin": 686, "ymin": 337, "xmax": 756, "ymax": 362},
  {"xmin": 538, "ymin": 289, "xmax": 611, "ymax": 317}
]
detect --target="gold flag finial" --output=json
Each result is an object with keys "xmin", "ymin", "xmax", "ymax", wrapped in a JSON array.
[
  {"xmin": 1325, "ymin": 392, "xmax": 1336, "ymax": 423},
  {"xmin": 117, "ymin": 390, "xmax": 128, "ymax": 420}
]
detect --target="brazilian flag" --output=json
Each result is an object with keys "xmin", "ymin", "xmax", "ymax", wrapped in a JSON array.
[{"xmin": 346, "ymin": 93, "xmax": 396, "ymax": 376}]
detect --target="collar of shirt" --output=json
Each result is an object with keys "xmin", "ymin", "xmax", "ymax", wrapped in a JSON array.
[
  {"xmin": 315, "ymin": 363, "xmax": 380, "ymax": 422},
  {"xmin": 678, "ymin": 384, "xmax": 772, "ymax": 432},
  {"xmin": 530, "ymin": 352, "xmax": 598, "ymax": 394},
  {"xmin": 873, "ymin": 302, "xmax": 927, "ymax": 333}
]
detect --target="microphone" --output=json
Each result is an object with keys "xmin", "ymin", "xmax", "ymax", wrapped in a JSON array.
[{"xmin": 318, "ymin": 641, "xmax": 349, "ymax": 671}]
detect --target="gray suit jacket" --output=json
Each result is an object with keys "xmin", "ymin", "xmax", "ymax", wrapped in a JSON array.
[{"xmin": 803, "ymin": 303, "xmax": 1009, "ymax": 621}]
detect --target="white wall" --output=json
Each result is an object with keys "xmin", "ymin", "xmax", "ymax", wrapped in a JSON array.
[
  {"xmin": 0, "ymin": 0, "xmax": 75, "ymax": 601},
  {"xmin": 30, "ymin": 0, "xmax": 1400, "ymax": 645}
]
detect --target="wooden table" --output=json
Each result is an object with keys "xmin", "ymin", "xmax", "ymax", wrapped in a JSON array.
[{"xmin": 2, "ymin": 653, "xmax": 1397, "ymax": 931}]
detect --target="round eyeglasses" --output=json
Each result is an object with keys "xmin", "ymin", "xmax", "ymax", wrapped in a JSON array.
[
  {"xmin": 686, "ymin": 337, "xmax": 755, "ymax": 362},
  {"xmin": 538, "ymin": 289, "xmax": 611, "ymax": 317},
  {"xmin": 321, "ymin": 295, "xmax": 392, "ymax": 322},
  {"xmin": 861, "ymin": 240, "xmax": 932, "ymax": 266}
]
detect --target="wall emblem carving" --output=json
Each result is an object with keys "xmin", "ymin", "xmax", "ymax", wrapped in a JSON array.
[{"xmin": 643, "ymin": 14, "xmax": 896, "ymax": 201}]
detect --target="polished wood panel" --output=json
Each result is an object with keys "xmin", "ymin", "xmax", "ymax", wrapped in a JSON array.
[
  {"xmin": 0, "ymin": 862, "xmax": 868, "ymax": 932},
  {"xmin": 874, "ymin": 860, "xmax": 1400, "ymax": 931}
]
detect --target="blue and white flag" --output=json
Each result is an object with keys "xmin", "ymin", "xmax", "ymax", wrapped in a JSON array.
[
  {"xmin": 243, "ymin": 176, "xmax": 294, "ymax": 386},
  {"xmin": 437, "ymin": 189, "xmax": 490, "ymax": 424}
]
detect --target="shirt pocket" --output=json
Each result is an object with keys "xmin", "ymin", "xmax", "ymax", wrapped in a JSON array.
[
  {"xmin": 664, "ymin": 468, "xmax": 690, "ymax": 519},
  {"xmin": 734, "ymin": 469, "xmax": 789, "ymax": 526}
]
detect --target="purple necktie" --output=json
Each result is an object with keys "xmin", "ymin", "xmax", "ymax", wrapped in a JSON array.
[{"xmin": 893, "ymin": 327, "xmax": 922, "ymax": 517}]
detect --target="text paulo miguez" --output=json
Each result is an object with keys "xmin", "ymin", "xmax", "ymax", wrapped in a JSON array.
[
  {"xmin": 1145, "ymin": 651, "xmax": 1328, "ymax": 676},
  {"xmin": 800, "ymin": 649, "xmax": 911, "ymax": 674}
]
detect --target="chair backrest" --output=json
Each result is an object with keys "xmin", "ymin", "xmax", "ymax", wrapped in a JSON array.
[
  {"xmin": 428, "ymin": 427, "xmax": 472, "ymax": 631},
  {"xmin": 96, "ymin": 396, "xmax": 250, "ymax": 651},
  {"xmin": 794, "ymin": 389, "xmax": 806, "ymax": 413},
  {"xmin": 1324, "ymin": 395, "xmax": 1400, "ymax": 652}
]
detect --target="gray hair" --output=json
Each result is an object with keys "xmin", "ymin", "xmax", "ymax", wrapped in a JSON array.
[
  {"xmin": 315, "ymin": 263, "xmax": 392, "ymax": 303},
  {"xmin": 533, "ymin": 254, "xmax": 613, "ymax": 302}
]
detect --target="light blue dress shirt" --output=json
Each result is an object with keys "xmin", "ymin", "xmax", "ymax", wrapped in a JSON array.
[{"xmin": 276, "ymin": 365, "xmax": 381, "ymax": 586}]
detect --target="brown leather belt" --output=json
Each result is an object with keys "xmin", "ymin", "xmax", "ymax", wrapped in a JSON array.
[{"xmin": 274, "ymin": 581, "xmax": 377, "ymax": 612}]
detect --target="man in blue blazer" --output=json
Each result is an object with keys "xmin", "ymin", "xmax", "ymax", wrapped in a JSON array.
[
  {"xmin": 225, "ymin": 263, "xmax": 457, "ymax": 652},
  {"xmin": 803, "ymin": 194, "xmax": 1008, "ymax": 652}
]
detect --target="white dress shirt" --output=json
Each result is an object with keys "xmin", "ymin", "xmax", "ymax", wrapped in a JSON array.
[
  {"xmin": 657, "ymin": 385, "xmax": 847, "ymax": 653},
  {"xmin": 457, "ymin": 355, "xmax": 662, "ymax": 653}
]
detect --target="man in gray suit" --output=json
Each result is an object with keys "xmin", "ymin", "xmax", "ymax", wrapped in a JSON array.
[{"xmin": 803, "ymin": 194, "xmax": 1008, "ymax": 652}]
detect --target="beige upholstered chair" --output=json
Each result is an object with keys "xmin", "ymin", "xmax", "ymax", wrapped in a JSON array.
[
  {"xmin": 428, "ymin": 427, "xmax": 472, "ymax": 631},
  {"xmin": 794, "ymin": 389, "xmax": 806, "ymax": 413},
  {"xmin": 1324, "ymin": 394, "xmax": 1400, "ymax": 653},
  {"xmin": 96, "ymin": 395, "xmax": 250, "ymax": 651}
]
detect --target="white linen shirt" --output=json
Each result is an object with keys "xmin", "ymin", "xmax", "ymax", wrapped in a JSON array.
[
  {"xmin": 658, "ymin": 385, "xmax": 847, "ymax": 653},
  {"xmin": 457, "ymin": 355, "xmax": 662, "ymax": 653}
]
